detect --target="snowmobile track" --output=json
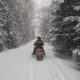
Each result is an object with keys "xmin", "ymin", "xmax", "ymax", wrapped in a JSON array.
[
  {"xmin": 47, "ymin": 59, "xmax": 67, "ymax": 80},
  {"xmin": 28, "ymin": 60, "xmax": 35, "ymax": 80}
]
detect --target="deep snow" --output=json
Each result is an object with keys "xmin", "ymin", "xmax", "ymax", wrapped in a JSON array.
[{"xmin": 0, "ymin": 40, "xmax": 80, "ymax": 80}]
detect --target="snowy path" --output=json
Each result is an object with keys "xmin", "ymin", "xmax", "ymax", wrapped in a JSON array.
[{"xmin": 0, "ymin": 41, "xmax": 80, "ymax": 80}]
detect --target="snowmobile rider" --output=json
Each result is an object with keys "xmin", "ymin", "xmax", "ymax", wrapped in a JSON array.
[{"xmin": 33, "ymin": 36, "xmax": 45, "ymax": 55}]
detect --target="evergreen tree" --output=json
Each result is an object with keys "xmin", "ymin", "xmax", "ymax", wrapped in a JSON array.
[
  {"xmin": 0, "ymin": 0, "xmax": 34, "ymax": 52},
  {"xmin": 41, "ymin": 0, "xmax": 80, "ymax": 56}
]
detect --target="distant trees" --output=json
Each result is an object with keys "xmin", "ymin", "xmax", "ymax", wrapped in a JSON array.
[
  {"xmin": 0, "ymin": 0, "xmax": 34, "ymax": 51},
  {"xmin": 41, "ymin": 7, "xmax": 52, "ymax": 42}
]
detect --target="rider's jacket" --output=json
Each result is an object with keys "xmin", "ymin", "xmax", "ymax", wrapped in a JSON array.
[{"xmin": 34, "ymin": 40, "xmax": 44, "ymax": 48}]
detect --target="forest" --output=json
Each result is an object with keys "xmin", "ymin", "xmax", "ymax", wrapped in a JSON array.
[
  {"xmin": 0, "ymin": 0, "xmax": 80, "ymax": 59},
  {"xmin": 0, "ymin": 0, "xmax": 34, "ymax": 51},
  {"xmin": 41, "ymin": 0, "xmax": 80, "ymax": 57}
]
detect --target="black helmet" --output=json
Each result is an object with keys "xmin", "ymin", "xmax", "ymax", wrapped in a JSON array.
[{"xmin": 37, "ymin": 36, "xmax": 41, "ymax": 40}]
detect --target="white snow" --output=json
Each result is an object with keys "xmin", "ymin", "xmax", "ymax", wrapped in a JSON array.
[{"xmin": 0, "ymin": 40, "xmax": 80, "ymax": 80}]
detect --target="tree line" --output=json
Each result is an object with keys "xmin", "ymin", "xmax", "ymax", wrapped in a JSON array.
[
  {"xmin": 0, "ymin": 0, "xmax": 34, "ymax": 51},
  {"xmin": 41, "ymin": 0, "xmax": 80, "ymax": 57}
]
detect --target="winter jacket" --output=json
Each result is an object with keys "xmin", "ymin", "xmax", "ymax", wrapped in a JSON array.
[{"xmin": 34, "ymin": 40, "xmax": 44, "ymax": 48}]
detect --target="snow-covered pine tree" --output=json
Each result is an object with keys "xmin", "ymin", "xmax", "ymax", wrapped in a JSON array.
[{"xmin": 0, "ymin": 0, "xmax": 34, "ymax": 52}]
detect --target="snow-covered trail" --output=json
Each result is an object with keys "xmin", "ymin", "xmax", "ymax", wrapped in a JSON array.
[{"xmin": 0, "ymin": 40, "xmax": 80, "ymax": 80}]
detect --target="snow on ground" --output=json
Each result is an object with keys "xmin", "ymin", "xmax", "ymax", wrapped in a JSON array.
[{"xmin": 0, "ymin": 40, "xmax": 80, "ymax": 80}]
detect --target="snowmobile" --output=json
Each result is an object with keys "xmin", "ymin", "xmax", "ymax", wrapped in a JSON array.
[{"xmin": 36, "ymin": 47, "xmax": 44, "ymax": 60}]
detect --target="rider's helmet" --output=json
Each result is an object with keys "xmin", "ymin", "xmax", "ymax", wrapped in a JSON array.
[{"xmin": 37, "ymin": 36, "xmax": 41, "ymax": 40}]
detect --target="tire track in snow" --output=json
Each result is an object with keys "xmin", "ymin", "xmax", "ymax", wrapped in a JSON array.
[
  {"xmin": 45, "ymin": 61, "xmax": 59, "ymax": 80},
  {"xmin": 46, "ymin": 59, "xmax": 67, "ymax": 80},
  {"xmin": 28, "ymin": 59, "xmax": 35, "ymax": 80}
]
